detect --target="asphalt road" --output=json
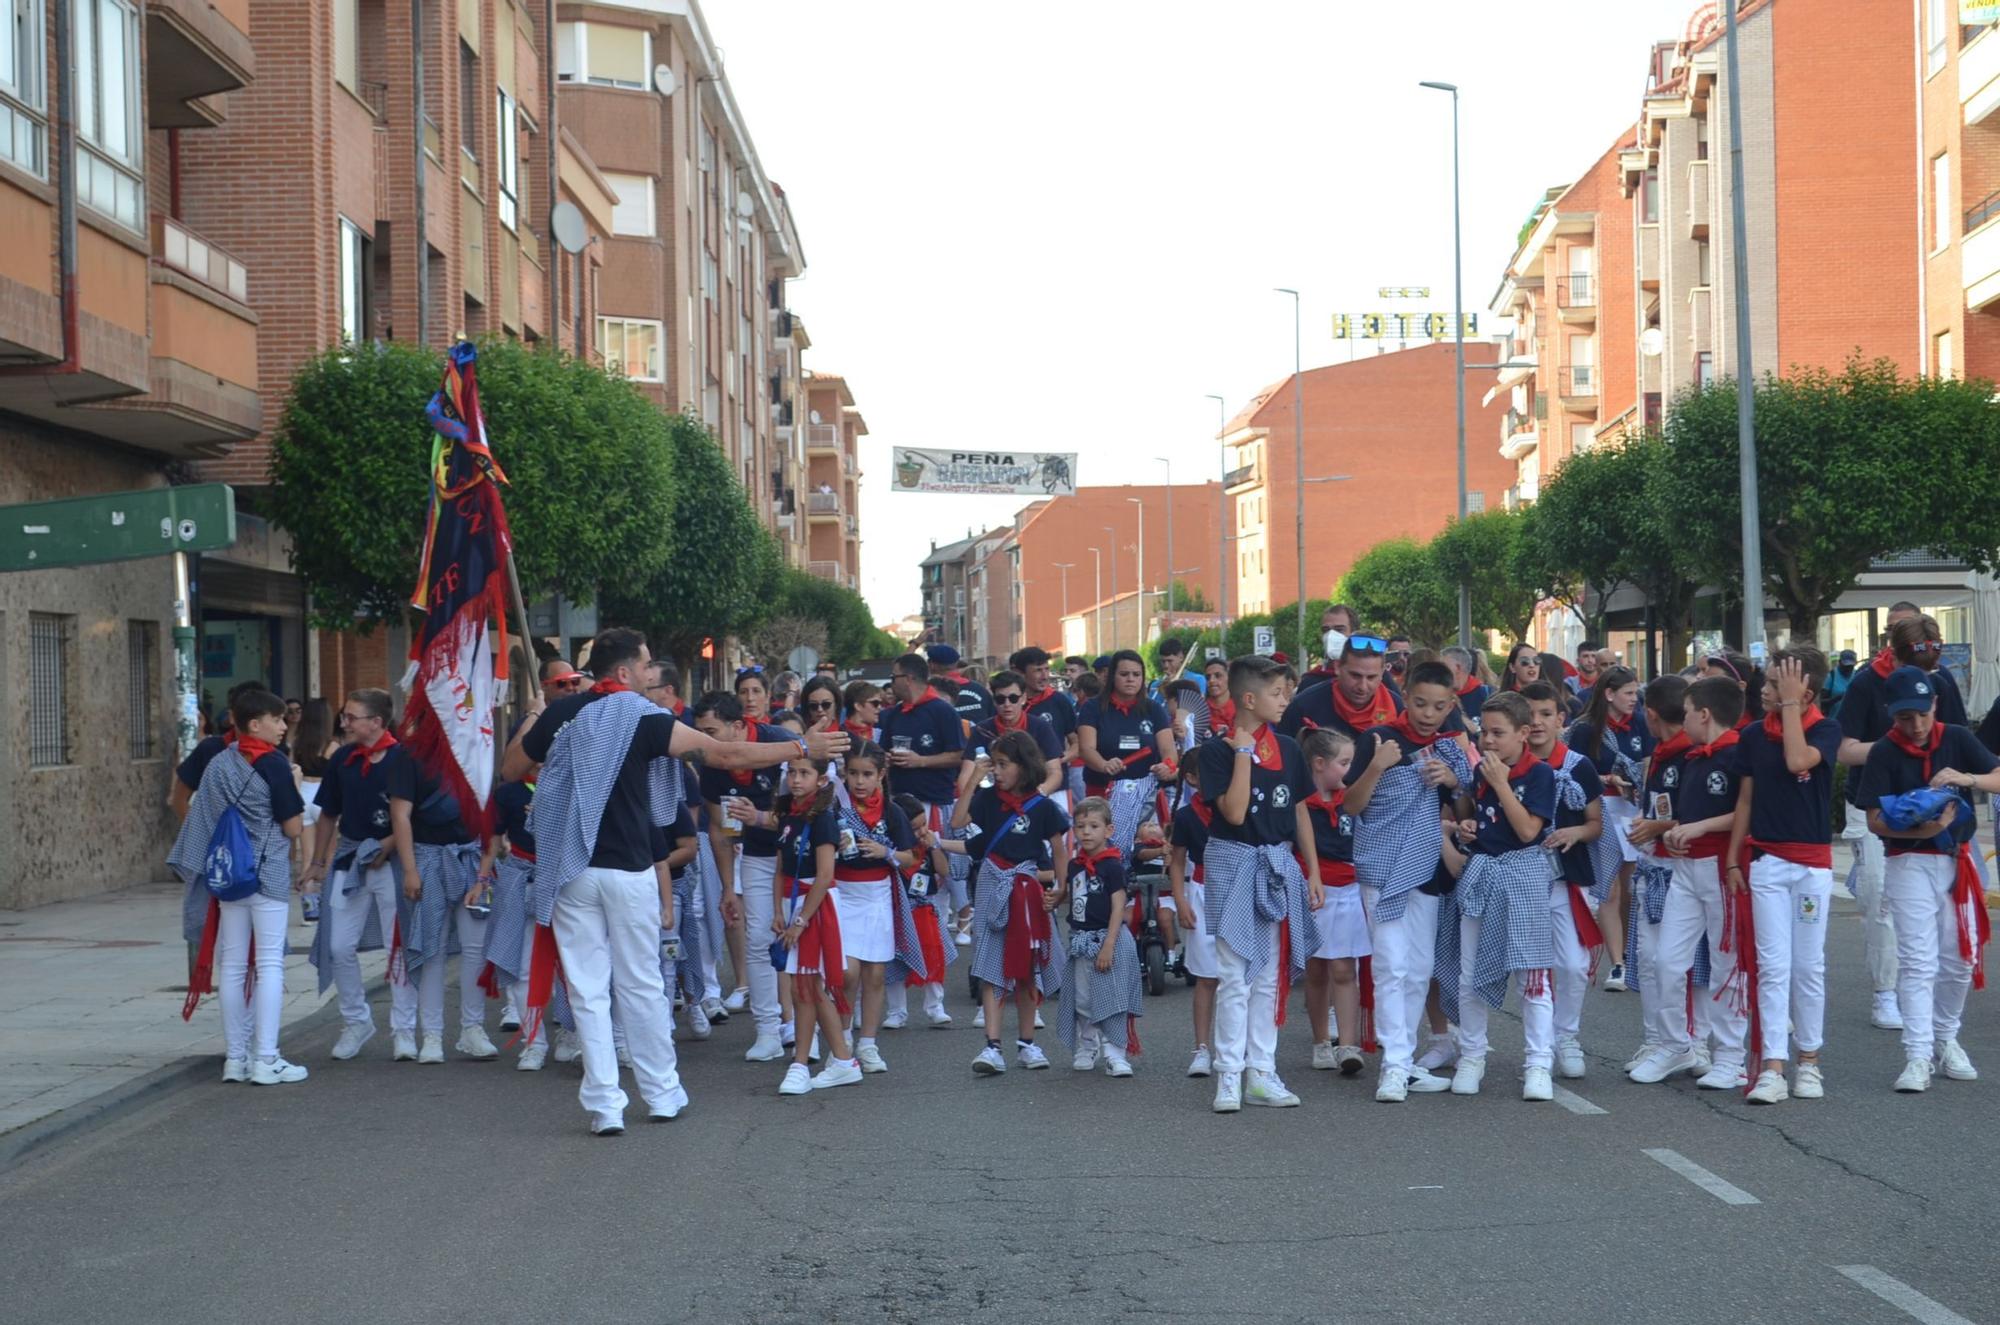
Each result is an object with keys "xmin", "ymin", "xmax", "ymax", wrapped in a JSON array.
[{"xmin": 3, "ymin": 903, "xmax": 1992, "ymax": 1325}]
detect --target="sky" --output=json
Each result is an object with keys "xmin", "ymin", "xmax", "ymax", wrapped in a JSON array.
[{"xmin": 708, "ymin": 0, "xmax": 1703, "ymax": 623}]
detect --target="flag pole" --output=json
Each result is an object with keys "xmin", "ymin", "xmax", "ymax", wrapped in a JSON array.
[{"xmin": 502, "ymin": 549, "xmax": 535, "ymax": 712}]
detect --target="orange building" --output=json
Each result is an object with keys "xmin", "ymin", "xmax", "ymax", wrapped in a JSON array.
[
  {"xmin": 803, "ymin": 371, "xmax": 864, "ymax": 591},
  {"xmin": 1923, "ymin": 4, "xmax": 2000, "ymax": 382},
  {"xmin": 1221, "ymin": 343, "xmax": 1514, "ymax": 619}
]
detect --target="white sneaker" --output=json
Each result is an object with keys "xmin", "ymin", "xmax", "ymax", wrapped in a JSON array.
[
  {"xmin": 701, "ymin": 996, "xmax": 729, "ymax": 1022},
  {"xmin": 744, "ymin": 1034, "xmax": 788, "ymax": 1062},
  {"xmin": 926, "ymin": 1006, "xmax": 954, "ymax": 1028},
  {"xmin": 1375, "ymin": 1065, "xmax": 1409, "ymax": 1103},
  {"xmin": 221, "ymin": 1057, "xmax": 248, "ymax": 1083},
  {"xmin": 1602, "ymin": 963, "xmax": 1628, "ymax": 992},
  {"xmin": 1334, "ymin": 1045, "xmax": 1365, "ymax": 1076},
  {"xmin": 1104, "ymin": 1054, "xmax": 1134, "ymax": 1078},
  {"xmin": 1793, "ymin": 1062, "xmax": 1824, "ymax": 1099},
  {"xmin": 972, "ymin": 1044, "xmax": 1007, "ymax": 1075},
  {"xmin": 1624, "ymin": 1041, "xmax": 1661, "ymax": 1073},
  {"xmin": 1414, "ymin": 1032, "xmax": 1458, "ymax": 1071},
  {"xmin": 517, "ymin": 1043, "xmax": 548, "ymax": 1071},
  {"xmin": 1746, "ymin": 1068, "xmax": 1789, "ymax": 1104},
  {"xmin": 1404, "ymin": 1066, "xmax": 1453, "ymax": 1093},
  {"xmin": 881, "ymin": 1010, "xmax": 909, "ymax": 1030},
  {"xmin": 1522, "ymin": 1066, "xmax": 1554, "ymax": 1101},
  {"xmin": 1311, "ymin": 1041, "xmax": 1340, "ymax": 1071},
  {"xmin": 778, "ymin": 1063, "xmax": 813, "ymax": 1095},
  {"xmin": 1691, "ymin": 1043, "xmax": 1714, "ymax": 1076},
  {"xmin": 1938, "ymin": 1038, "xmax": 1979, "ymax": 1080},
  {"xmin": 391, "ymin": 1031, "xmax": 418, "ymax": 1062},
  {"xmin": 811, "ymin": 1057, "xmax": 863, "ymax": 1089},
  {"xmin": 1696, "ymin": 1062, "xmax": 1748, "ymax": 1091},
  {"xmin": 498, "ymin": 1016, "xmax": 521, "ymax": 1033},
  {"xmin": 1033, "ymin": 1010, "xmax": 1046, "ymax": 1030},
  {"xmin": 456, "ymin": 1026, "xmax": 499, "ymax": 1060},
  {"xmin": 647, "ymin": 1087, "xmax": 689, "ymax": 1121},
  {"xmin": 1213, "ymin": 1072, "xmax": 1243, "ymax": 1112},
  {"xmin": 331, "ymin": 1022, "xmax": 375, "ymax": 1061},
  {"xmin": 251, "ymin": 1057, "xmax": 309, "ymax": 1086},
  {"xmin": 1451, "ymin": 1055, "xmax": 1486, "ymax": 1096},
  {"xmin": 686, "ymin": 1004, "xmax": 712, "ymax": 1040},
  {"xmin": 1628, "ymin": 1047, "xmax": 1697, "ymax": 1085},
  {"xmin": 589, "ymin": 1113, "xmax": 625, "ymax": 1136},
  {"xmin": 1072, "ymin": 1047, "xmax": 1100, "ymax": 1072},
  {"xmin": 723, "ymin": 987, "xmax": 749, "ymax": 1012},
  {"xmin": 1871, "ymin": 990, "xmax": 1904, "ymax": 1030},
  {"xmin": 1187, "ymin": 1045, "xmax": 1214, "ymax": 1078},
  {"xmin": 856, "ymin": 1044, "xmax": 889, "ymax": 1074},
  {"xmin": 1894, "ymin": 1058, "xmax": 1933, "ymax": 1093},
  {"xmin": 417, "ymin": 1034, "xmax": 444, "ymax": 1065},
  {"xmin": 954, "ymin": 929, "xmax": 972, "ymax": 947},
  {"xmin": 1017, "ymin": 1043, "xmax": 1050, "ymax": 1070},
  {"xmin": 1245, "ymin": 1069, "xmax": 1300, "ymax": 1107},
  {"xmin": 1555, "ymin": 1037, "xmax": 1587, "ymax": 1079},
  {"xmin": 552, "ymin": 1029, "xmax": 583, "ymax": 1063}
]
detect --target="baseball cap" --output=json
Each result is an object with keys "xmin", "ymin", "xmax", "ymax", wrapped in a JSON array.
[
  {"xmin": 543, "ymin": 666, "xmax": 584, "ymax": 685},
  {"xmin": 1838, "ymin": 648, "xmax": 1857, "ymax": 665},
  {"xmin": 924, "ymin": 643, "xmax": 961, "ymax": 666},
  {"xmin": 1884, "ymin": 665, "xmax": 1938, "ymax": 716}
]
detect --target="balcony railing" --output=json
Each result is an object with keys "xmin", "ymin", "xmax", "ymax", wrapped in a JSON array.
[
  {"xmin": 808, "ymin": 559, "xmax": 842, "ymax": 581},
  {"xmin": 1565, "ymin": 364, "xmax": 1597, "ymax": 396},
  {"xmin": 1555, "ymin": 275, "xmax": 1594, "ymax": 309},
  {"xmin": 807, "ymin": 491, "xmax": 841, "ymax": 515},
  {"xmin": 1504, "ymin": 408, "xmax": 1534, "ymax": 437},
  {"xmin": 154, "ymin": 215, "xmax": 249, "ymax": 303},
  {"xmin": 806, "ymin": 423, "xmax": 838, "ymax": 450},
  {"xmin": 842, "ymin": 452, "xmax": 857, "ymax": 478},
  {"xmin": 1223, "ymin": 462, "xmax": 1258, "ymax": 489},
  {"xmin": 1967, "ymin": 187, "xmax": 2000, "ymax": 235}
]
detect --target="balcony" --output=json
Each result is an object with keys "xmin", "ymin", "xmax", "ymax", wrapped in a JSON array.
[
  {"xmin": 1560, "ymin": 364, "xmax": 1598, "ymax": 411},
  {"xmin": 1965, "ymin": 198, "xmax": 2000, "ymax": 310},
  {"xmin": 772, "ymin": 308, "xmax": 795, "ymax": 339},
  {"xmin": 807, "ymin": 491, "xmax": 842, "ymax": 522},
  {"xmin": 809, "ymin": 559, "xmax": 843, "ymax": 582},
  {"xmin": 806, "ymin": 423, "xmax": 839, "ymax": 454},
  {"xmin": 146, "ymin": 0, "xmax": 254, "ymax": 128},
  {"xmin": 844, "ymin": 513, "xmax": 858, "ymax": 536},
  {"xmin": 1689, "ymin": 285, "xmax": 1713, "ymax": 354},
  {"xmin": 1555, "ymin": 275, "xmax": 1596, "ymax": 324},
  {"xmin": 1499, "ymin": 410, "xmax": 1538, "ymax": 461},
  {"xmin": 842, "ymin": 451, "xmax": 857, "ymax": 478},
  {"xmin": 1223, "ymin": 461, "xmax": 1260, "ymax": 491},
  {"xmin": 1965, "ymin": 23, "xmax": 2000, "ymax": 125},
  {"xmin": 1686, "ymin": 159, "xmax": 1710, "ymax": 240}
]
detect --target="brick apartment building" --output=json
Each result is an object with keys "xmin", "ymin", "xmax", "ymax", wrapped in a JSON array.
[
  {"xmin": 1924, "ymin": 1, "xmax": 2000, "ymax": 382},
  {"xmin": 803, "ymin": 370, "xmax": 865, "ymax": 591}
]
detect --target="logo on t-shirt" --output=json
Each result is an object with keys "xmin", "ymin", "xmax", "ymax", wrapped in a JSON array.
[
  {"xmin": 1272, "ymin": 784, "xmax": 1292, "ymax": 809},
  {"xmin": 918, "ymin": 733, "xmax": 935, "ymax": 750},
  {"xmin": 371, "ymin": 806, "xmax": 389, "ymax": 830},
  {"xmin": 1662, "ymin": 766, "xmax": 1680, "ymax": 789},
  {"xmin": 1706, "ymin": 770, "xmax": 1728, "ymax": 796}
]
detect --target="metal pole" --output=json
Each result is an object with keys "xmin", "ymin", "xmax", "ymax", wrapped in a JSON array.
[
  {"xmin": 1275, "ymin": 288, "xmax": 1306, "ymax": 652},
  {"xmin": 1421, "ymin": 81, "xmax": 1470, "ymax": 648},
  {"xmin": 172, "ymin": 551, "xmax": 200, "ymax": 762},
  {"xmin": 1207, "ymin": 394, "xmax": 1229, "ymax": 641},
  {"xmin": 1129, "ymin": 499, "xmax": 1146, "ymax": 644},
  {"xmin": 412, "ymin": 0, "xmax": 428, "ymax": 347},
  {"xmin": 1157, "ymin": 458, "xmax": 1174, "ymax": 615},
  {"xmin": 1105, "ymin": 527, "xmax": 1119, "ymax": 651},
  {"xmin": 1092, "ymin": 548, "xmax": 1102, "ymax": 655},
  {"xmin": 1723, "ymin": 0, "xmax": 1763, "ymax": 650}
]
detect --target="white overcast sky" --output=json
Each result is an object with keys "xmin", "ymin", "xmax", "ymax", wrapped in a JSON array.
[{"xmin": 709, "ymin": 0, "xmax": 1701, "ymax": 621}]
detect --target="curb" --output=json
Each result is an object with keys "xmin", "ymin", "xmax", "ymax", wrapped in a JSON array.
[{"xmin": 0, "ymin": 974, "xmax": 387, "ymax": 1173}]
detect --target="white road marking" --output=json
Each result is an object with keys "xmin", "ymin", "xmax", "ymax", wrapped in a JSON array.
[
  {"xmin": 1835, "ymin": 1266, "xmax": 1977, "ymax": 1325},
  {"xmin": 1552, "ymin": 1086, "xmax": 1607, "ymax": 1115},
  {"xmin": 1406, "ymin": 1185, "xmax": 1444, "ymax": 1191},
  {"xmin": 1641, "ymin": 1147, "xmax": 1760, "ymax": 1205}
]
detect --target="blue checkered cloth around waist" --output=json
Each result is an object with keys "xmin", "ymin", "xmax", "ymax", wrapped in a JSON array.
[
  {"xmin": 1201, "ymin": 839, "xmax": 1316, "ymax": 981},
  {"xmin": 528, "ymin": 691, "xmax": 682, "ymax": 924},
  {"xmin": 306, "ymin": 836, "xmax": 389, "ymax": 993},
  {"xmin": 483, "ymin": 851, "xmax": 534, "ymax": 987},
  {"xmin": 1458, "ymin": 847, "xmax": 1558, "ymax": 1009},
  {"xmin": 1104, "ymin": 776, "xmax": 1154, "ymax": 860},
  {"xmin": 394, "ymin": 841, "xmax": 482, "ymax": 976},
  {"xmin": 1352, "ymin": 746, "xmax": 1469, "ymax": 922},
  {"xmin": 1056, "ymin": 925, "xmax": 1144, "ymax": 1049},
  {"xmin": 968, "ymin": 855, "xmax": 1061, "ymax": 995}
]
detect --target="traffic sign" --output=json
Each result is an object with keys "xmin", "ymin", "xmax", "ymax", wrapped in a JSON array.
[
  {"xmin": 0, "ymin": 484, "xmax": 236, "ymax": 572},
  {"xmin": 1253, "ymin": 626, "xmax": 1276, "ymax": 654}
]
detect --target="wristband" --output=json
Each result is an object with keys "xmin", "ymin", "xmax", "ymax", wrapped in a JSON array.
[
  {"xmin": 1234, "ymin": 745, "xmax": 1255, "ymax": 757},
  {"xmin": 794, "ymin": 738, "xmax": 810, "ymax": 761}
]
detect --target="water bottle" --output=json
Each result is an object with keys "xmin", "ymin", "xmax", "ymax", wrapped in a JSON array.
[
  {"xmin": 467, "ymin": 876, "xmax": 493, "ymax": 919},
  {"xmin": 975, "ymin": 745, "xmax": 993, "ymax": 789},
  {"xmin": 301, "ymin": 891, "xmax": 320, "ymax": 923}
]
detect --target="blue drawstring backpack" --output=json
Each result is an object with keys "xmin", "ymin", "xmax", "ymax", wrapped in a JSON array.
[
  {"xmin": 203, "ymin": 762, "xmax": 264, "ymax": 902},
  {"xmin": 1877, "ymin": 787, "xmax": 1966, "ymax": 834}
]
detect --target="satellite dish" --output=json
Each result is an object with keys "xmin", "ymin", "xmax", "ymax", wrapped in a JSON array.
[
  {"xmin": 550, "ymin": 201, "xmax": 587, "ymax": 255},
  {"xmin": 736, "ymin": 191, "xmax": 754, "ymax": 218},
  {"xmin": 652, "ymin": 64, "xmax": 677, "ymax": 96},
  {"xmin": 1640, "ymin": 326, "xmax": 1665, "ymax": 357}
]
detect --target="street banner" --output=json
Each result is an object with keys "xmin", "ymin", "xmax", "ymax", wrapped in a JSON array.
[
  {"xmin": 405, "ymin": 342, "xmax": 513, "ymax": 836},
  {"xmin": 891, "ymin": 447, "xmax": 1077, "ymax": 496}
]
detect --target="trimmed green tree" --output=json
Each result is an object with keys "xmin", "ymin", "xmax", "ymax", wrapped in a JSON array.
[
  {"xmin": 1431, "ymin": 508, "xmax": 1538, "ymax": 641},
  {"xmin": 1336, "ymin": 540, "xmax": 1456, "ymax": 647}
]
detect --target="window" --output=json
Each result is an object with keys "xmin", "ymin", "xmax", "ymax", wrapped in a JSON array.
[
  {"xmin": 29, "ymin": 612, "xmax": 69, "ymax": 767},
  {"xmin": 495, "ymin": 89, "xmax": 518, "ymax": 229},
  {"xmin": 1568, "ymin": 334, "xmax": 1595, "ymax": 392},
  {"xmin": 458, "ymin": 40, "xmax": 478, "ymax": 163},
  {"xmin": 0, "ymin": 0, "xmax": 45, "ymax": 175},
  {"xmin": 338, "ymin": 217, "xmax": 371, "ymax": 343},
  {"xmin": 556, "ymin": 21, "xmax": 649, "ymax": 89},
  {"xmin": 597, "ymin": 316, "xmax": 662, "ymax": 381},
  {"xmin": 127, "ymin": 620, "xmax": 158, "ymax": 759},
  {"xmin": 1936, "ymin": 329, "xmax": 1955, "ymax": 380},
  {"xmin": 1641, "ymin": 168, "xmax": 1659, "ymax": 224},
  {"xmin": 1934, "ymin": 153, "xmax": 1952, "ymax": 251},
  {"xmin": 1696, "ymin": 117, "xmax": 1709, "ymax": 161},
  {"xmin": 604, "ymin": 171, "xmax": 654, "ymax": 236},
  {"xmin": 1696, "ymin": 238, "xmax": 1711, "ymax": 286},
  {"xmin": 1571, "ymin": 423, "xmax": 1594, "ymax": 455},
  {"xmin": 334, "ymin": 0, "xmax": 358, "ymax": 93},
  {"xmin": 1929, "ymin": 0, "xmax": 1949, "ymax": 75},
  {"xmin": 1466, "ymin": 491, "xmax": 1485, "ymax": 513},
  {"xmin": 1695, "ymin": 351, "xmax": 1715, "ymax": 386},
  {"xmin": 75, "ymin": 0, "xmax": 141, "ymax": 228}
]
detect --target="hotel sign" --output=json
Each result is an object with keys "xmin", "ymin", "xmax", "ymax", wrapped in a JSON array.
[{"xmin": 1333, "ymin": 312, "xmax": 1479, "ymax": 340}]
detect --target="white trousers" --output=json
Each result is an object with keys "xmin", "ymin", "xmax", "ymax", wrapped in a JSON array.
[
  {"xmin": 1549, "ymin": 884, "xmax": 1591, "ymax": 1043},
  {"xmin": 1455, "ymin": 915, "xmax": 1554, "ymax": 1069},
  {"xmin": 1360, "ymin": 886, "xmax": 1438, "ymax": 1074},
  {"xmin": 735, "ymin": 849, "xmax": 782, "ymax": 1036},
  {"xmin": 406, "ymin": 907, "xmax": 488, "ymax": 1036},
  {"xmin": 552, "ymin": 866, "xmax": 683, "ymax": 1119},
  {"xmin": 325, "ymin": 863, "xmax": 416, "ymax": 1032},
  {"xmin": 698, "ymin": 842, "xmax": 725, "ymax": 1000},
  {"xmin": 1654, "ymin": 858, "xmax": 1745, "ymax": 1066},
  {"xmin": 1885, "ymin": 853, "xmax": 1973, "ymax": 1060},
  {"xmin": 1843, "ymin": 802, "xmax": 1898, "ymax": 993},
  {"xmin": 1213, "ymin": 933, "xmax": 1279, "ymax": 1076},
  {"xmin": 1748, "ymin": 856, "xmax": 1832, "ymax": 1062},
  {"xmin": 218, "ymin": 892, "xmax": 290, "ymax": 1062}
]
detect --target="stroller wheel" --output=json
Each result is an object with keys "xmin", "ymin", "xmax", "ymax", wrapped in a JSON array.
[{"xmin": 1144, "ymin": 942, "xmax": 1166, "ymax": 997}]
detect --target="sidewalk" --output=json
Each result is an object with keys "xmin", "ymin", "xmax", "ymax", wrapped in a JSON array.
[{"xmin": 0, "ymin": 881, "xmax": 384, "ymax": 1143}]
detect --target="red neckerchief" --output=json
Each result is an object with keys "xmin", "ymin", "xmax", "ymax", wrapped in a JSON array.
[
  {"xmin": 1872, "ymin": 647, "xmax": 1897, "ymax": 679},
  {"xmin": 1687, "ymin": 728, "xmax": 1741, "ymax": 762},
  {"xmin": 1383, "ymin": 712, "xmax": 1443, "ymax": 749},
  {"xmin": 900, "ymin": 686, "xmax": 943, "ymax": 714},
  {"xmin": 1607, "ymin": 711, "xmax": 1633, "ymax": 733},
  {"xmin": 1330, "ymin": 683, "xmax": 1397, "ymax": 733},
  {"xmin": 1235, "ymin": 724, "xmax": 1283, "ymax": 771},
  {"xmin": 1026, "ymin": 686, "xmax": 1061, "ymax": 712},
  {"xmin": 1208, "ymin": 696, "xmax": 1236, "ymax": 731},
  {"xmin": 1077, "ymin": 846, "xmax": 1122, "ymax": 877},
  {"xmin": 1306, "ymin": 788, "xmax": 1345, "ymax": 816},
  {"xmin": 589, "ymin": 678, "xmax": 630, "ymax": 695},
  {"xmin": 1477, "ymin": 751, "xmax": 1540, "ymax": 805},
  {"xmin": 1762, "ymin": 703, "xmax": 1824, "ymax": 742},
  {"xmin": 730, "ymin": 718, "xmax": 765, "ymax": 787},
  {"xmin": 946, "ymin": 670, "xmax": 970, "ymax": 686},
  {"xmin": 1541, "ymin": 739, "xmax": 1572, "ymax": 768},
  {"xmin": 1188, "ymin": 793, "xmax": 1214, "ymax": 827},
  {"xmin": 850, "ymin": 789, "xmax": 886, "ymax": 830},
  {"xmin": 1456, "ymin": 674, "xmax": 1482, "ymax": 697},
  {"xmin": 1107, "ymin": 691, "xmax": 1141, "ymax": 716},
  {"xmin": 344, "ymin": 729, "xmax": 398, "ymax": 775},
  {"xmin": 1733, "ymin": 714, "xmax": 1753, "ymax": 731},
  {"xmin": 842, "ymin": 719, "xmax": 874, "ymax": 744},
  {"xmin": 1651, "ymin": 731, "xmax": 1692, "ymax": 763},
  {"xmin": 1885, "ymin": 723, "xmax": 1944, "ymax": 783},
  {"xmin": 223, "ymin": 729, "xmax": 239, "ymax": 746},
  {"xmin": 989, "ymin": 708, "xmax": 1028, "ymax": 735},
  {"xmin": 995, "ymin": 787, "xmax": 1034, "ymax": 815},
  {"xmin": 236, "ymin": 735, "xmax": 280, "ymax": 764}
]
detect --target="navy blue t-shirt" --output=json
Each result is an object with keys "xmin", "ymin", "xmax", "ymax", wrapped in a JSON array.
[
  {"xmin": 776, "ymin": 806, "xmax": 840, "ymax": 894},
  {"xmin": 1024, "ymin": 688, "xmax": 1077, "ymax": 746},
  {"xmin": 1304, "ymin": 794, "xmax": 1354, "ymax": 866},
  {"xmin": 1067, "ymin": 854, "xmax": 1128, "ymax": 931},
  {"xmin": 1854, "ymin": 726, "xmax": 1996, "ymax": 855},
  {"xmin": 1676, "ymin": 741, "xmax": 1745, "ymax": 828},
  {"xmin": 1566, "ymin": 714, "xmax": 1654, "ymax": 781},
  {"xmin": 1196, "ymin": 731, "xmax": 1311, "ymax": 848},
  {"xmin": 1840, "ymin": 662, "xmax": 1970, "ymax": 804},
  {"xmin": 314, "ymin": 742, "xmax": 403, "ymax": 843},
  {"xmin": 494, "ymin": 779, "xmax": 535, "ymax": 856},
  {"xmin": 833, "ymin": 802, "xmax": 916, "ymax": 876},
  {"xmin": 1171, "ymin": 802, "xmax": 1210, "ymax": 871},
  {"xmin": 966, "ymin": 712, "xmax": 1063, "ymax": 766},
  {"xmin": 963, "ymin": 787, "xmax": 1069, "ymax": 870},
  {"xmin": 1077, "ymin": 695, "xmax": 1171, "ymax": 787},
  {"xmin": 1469, "ymin": 759, "xmax": 1556, "ymax": 855},
  {"xmin": 384, "ymin": 752, "xmax": 474, "ymax": 847},
  {"xmin": 1276, "ymin": 681, "xmax": 1401, "ymax": 741},
  {"xmin": 697, "ymin": 725, "xmax": 796, "ymax": 858},
  {"xmin": 1458, "ymin": 683, "xmax": 1492, "ymax": 723},
  {"xmin": 1551, "ymin": 756, "xmax": 1603, "ymax": 888},
  {"xmin": 235, "ymin": 749, "xmax": 306, "ymax": 825},
  {"xmin": 521, "ymin": 691, "xmax": 679, "ymax": 872},
  {"xmin": 1739, "ymin": 718, "xmax": 1843, "ymax": 845},
  {"xmin": 877, "ymin": 693, "xmax": 966, "ymax": 805},
  {"xmin": 176, "ymin": 734, "xmax": 229, "ymax": 791}
]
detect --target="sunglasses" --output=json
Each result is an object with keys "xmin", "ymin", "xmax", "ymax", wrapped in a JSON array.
[
  {"xmin": 1346, "ymin": 635, "xmax": 1388, "ymax": 655},
  {"xmin": 735, "ymin": 666, "xmax": 765, "ymax": 680},
  {"xmin": 994, "ymin": 693, "xmax": 1024, "ymax": 705},
  {"xmin": 1908, "ymin": 640, "xmax": 1943, "ymax": 654},
  {"xmin": 805, "ymin": 699, "xmax": 836, "ymax": 712}
]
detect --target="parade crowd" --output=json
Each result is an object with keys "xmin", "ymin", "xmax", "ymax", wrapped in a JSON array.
[{"xmin": 166, "ymin": 601, "xmax": 1996, "ymax": 1132}]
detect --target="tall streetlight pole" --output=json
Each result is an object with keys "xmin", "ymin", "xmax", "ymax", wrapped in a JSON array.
[
  {"xmin": 1154, "ymin": 456, "xmax": 1174, "ymax": 614},
  {"xmin": 1127, "ymin": 497, "xmax": 1147, "ymax": 644},
  {"xmin": 1722, "ymin": 0, "xmax": 1763, "ymax": 651},
  {"xmin": 1089, "ymin": 548, "xmax": 1103, "ymax": 656},
  {"xmin": 1206, "ymin": 394, "xmax": 1229, "ymax": 639},
  {"xmin": 1274, "ymin": 288, "xmax": 1307, "ymax": 652},
  {"xmin": 1052, "ymin": 561, "xmax": 1074, "ymax": 623},
  {"xmin": 1419, "ymin": 79, "xmax": 1471, "ymax": 649},
  {"xmin": 1103, "ymin": 526, "xmax": 1120, "ymax": 651}
]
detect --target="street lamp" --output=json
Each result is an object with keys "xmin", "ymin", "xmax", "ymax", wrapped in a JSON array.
[
  {"xmin": 1274, "ymin": 288, "xmax": 1307, "ymax": 651},
  {"xmin": 1052, "ymin": 561, "xmax": 1075, "ymax": 622},
  {"xmin": 1154, "ymin": 456, "xmax": 1174, "ymax": 614},
  {"xmin": 1127, "ymin": 497, "xmax": 1146, "ymax": 643},
  {"xmin": 1721, "ymin": 0, "xmax": 1763, "ymax": 651},
  {"xmin": 1103, "ymin": 525, "xmax": 1120, "ymax": 651},
  {"xmin": 1206, "ymin": 393, "xmax": 1229, "ymax": 638},
  {"xmin": 1419, "ymin": 79, "xmax": 1472, "ymax": 649},
  {"xmin": 1089, "ymin": 547, "xmax": 1103, "ymax": 655}
]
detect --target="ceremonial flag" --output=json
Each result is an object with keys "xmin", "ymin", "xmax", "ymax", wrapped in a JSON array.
[{"xmin": 405, "ymin": 341, "xmax": 512, "ymax": 836}]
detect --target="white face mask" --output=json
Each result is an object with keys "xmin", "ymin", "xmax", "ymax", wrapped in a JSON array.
[{"xmin": 1323, "ymin": 630, "xmax": 1347, "ymax": 661}]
